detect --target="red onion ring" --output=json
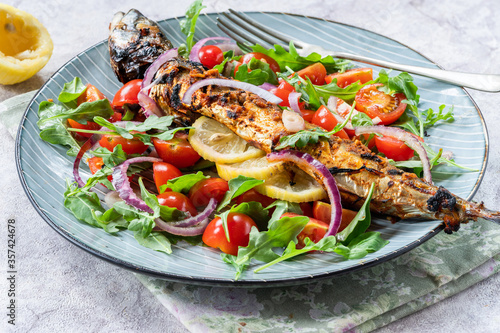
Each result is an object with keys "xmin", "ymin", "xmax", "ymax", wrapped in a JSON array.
[
  {"xmin": 355, "ymin": 126, "xmax": 432, "ymax": 184},
  {"xmin": 288, "ymin": 92, "xmax": 302, "ymax": 114},
  {"xmin": 267, "ymin": 150, "xmax": 343, "ymax": 237},
  {"xmin": 182, "ymin": 78, "xmax": 282, "ymax": 105},
  {"xmin": 327, "ymin": 97, "xmax": 355, "ymax": 131},
  {"xmin": 73, "ymin": 133, "xmax": 103, "ymax": 187},
  {"xmin": 138, "ymin": 90, "xmax": 163, "ymax": 117},
  {"xmin": 154, "ymin": 198, "xmax": 217, "ymax": 236},
  {"xmin": 189, "ymin": 37, "xmax": 239, "ymax": 63},
  {"xmin": 141, "ymin": 48, "xmax": 178, "ymax": 90},
  {"xmin": 258, "ymin": 82, "xmax": 277, "ymax": 91},
  {"xmin": 111, "ymin": 156, "xmax": 163, "ymax": 213}
]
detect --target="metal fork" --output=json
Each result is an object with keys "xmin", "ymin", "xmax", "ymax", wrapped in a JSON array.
[{"xmin": 217, "ymin": 9, "xmax": 500, "ymax": 92}]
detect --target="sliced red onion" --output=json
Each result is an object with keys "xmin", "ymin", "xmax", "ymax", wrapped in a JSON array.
[
  {"xmin": 355, "ymin": 126, "xmax": 432, "ymax": 184},
  {"xmin": 327, "ymin": 96, "xmax": 338, "ymax": 113},
  {"xmin": 288, "ymin": 92, "xmax": 302, "ymax": 114},
  {"xmin": 258, "ymin": 82, "xmax": 277, "ymax": 91},
  {"xmin": 141, "ymin": 48, "xmax": 178, "ymax": 90},
  {"xmin": 111, "ymin": 156, "xmax": 162, "ymax": 213},
  {"xmin": 282, "ymin": 109, "xmax": 305, "ymax": 133},
  {"xmin": 217, "ymin": 43, "xmax": 242, "ymax": 54},
  {"xmin": 267, "ymin": 150, "xmax": 343, "ymax": 237},
  {"xmin": 182, "ymin": 78, "xmax": 282, "ymax": 105},
  {"xmin": 155, "ymin": 198, "xmax": 217, "ymax": 236},
  {"xmin": 104, "ymin": 190, "xmax": 122, "ymax": 208},
  {"xmin": 138, "ymin": 90, "xmax": 163, "ymax": 117},
  {"xmin": 189, "ymin": 37, "xmax": 237, "ymax": 63},
  {"xmin": 442, "ymin": 150, "xmax": 453, "ymax": 160},
  {"xmin": 73, "ymin": 133, "xmax": 103, "ymax": 187},
  {"xmin": 372, "ymin": 116, "xmax": 382, "ymax": 125}
]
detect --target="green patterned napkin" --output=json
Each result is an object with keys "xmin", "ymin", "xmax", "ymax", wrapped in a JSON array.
[{"xmin": 3, "ymin": 92, "xmax": 500, "ymax": 333}]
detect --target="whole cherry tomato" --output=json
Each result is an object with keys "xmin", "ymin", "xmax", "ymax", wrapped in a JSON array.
[
  {"xmin": 189, "ymin": 178, "xmax": 229, "ymax": 208},
  {"xmin": 99, "ymin": 134, "xmax": 148, "ymax": 155},
  {"xmin": 157, "ymin": 191, "xmax": 197, "ymax": 217},
  {"xmin": 199, "ymin": 45, "xmax": 224, "ymax": 69},
  {"xmin": 152, "ymin": 134, "xmax": 201, "ymax": 169},
  {"xmin": 153, "ymin": 162, "xmax": 183, "ymax": 193},
  {"xmin": 202, "ymin": 213, "xmax": 257, "ymax": 255},
  {"xmin": 112, "ymin": 79, "xmax": 142, "ymax": 109}
]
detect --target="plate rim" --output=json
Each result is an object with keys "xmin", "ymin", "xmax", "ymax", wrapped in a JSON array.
[{"xmin": 14, "ymin": 11, "xmax": 489, "ymax": 287}]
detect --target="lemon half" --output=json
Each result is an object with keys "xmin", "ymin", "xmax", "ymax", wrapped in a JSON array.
[{"xmin": 0, "ymin": 4, "xmax": 53, "ymax": 85}]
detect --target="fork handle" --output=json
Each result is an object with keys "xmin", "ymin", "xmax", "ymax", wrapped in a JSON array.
[{"xmin": 333, "ymin": 52, "xmax": 500, "ymax": 92}]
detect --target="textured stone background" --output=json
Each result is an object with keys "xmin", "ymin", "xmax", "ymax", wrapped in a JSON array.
[{"xmin": 0, "ymin": 0, "xmax": 499, "ymax": 332}]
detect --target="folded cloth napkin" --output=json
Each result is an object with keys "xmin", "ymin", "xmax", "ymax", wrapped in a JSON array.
[{"xmin": 3, "ymin": 91, "xmax": 500, "ymax": 333}]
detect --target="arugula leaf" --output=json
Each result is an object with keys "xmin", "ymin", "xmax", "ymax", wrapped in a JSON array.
[
  {"xmin": 234, "ymin": 57, "xmax": 279, "ymax": 85},
  {"xmin": 292, "ymin": 75, "xmax": 373, "ymax": 109},
  {"xmin": 221, "ymin": 253, "xmax": 249, "ymax": 281},
  {"xmin": 189, "ymin": 159, "xmax": 216, "ymax": 171},
  {"xmin": 213, "ymin": 50, "xmax": 233, "ymax": 74},
  {"xmin": 351, "ymin": 112, "xmax": 374, "ymax": 127},
  {"xmin": 37, "ymin": 99, "xmax": 114, "ymax": 129},
  {"xmin": 159, "ymin": 171, "xmax": 208, "ymax": 194},
  {"xmin": 58, "ymin": 77, "xmax": 87, "ymax": 104},
  {"xmin": 134, "ymin": 231, "xmax": 173, "ymax": 254},
  {"xmin": 90, "ymin": 145, "xmax": 127, "ymax": 167},
  {"xmin": 335, "ymin": 232, "xmax": 389, "ymax": 259},
  {"xmin": 64, "ymin": 167, "xmax": 114, "ymax": 197},
  {"xmin": 37, "ymin": 101, "xmax": 82, "ymax": 156},
  {"xmin": 178, "ymin": 0, "xmax": 206, "ymax": 58},
  {"xmin": 422, "ymin": 104, "xmax": 454, "ymax": 128},
  {"xmin": 63, "ymin": 181, "xmax": 105, "ymax": 227},
  {"xmin": 251, "ymin": 42, "xmax": 352, "ymax": 73},
  {"xmin": 231, "ymin": 215, "xmax": 309, "ymax": 274},
  {"xmin": 266, "ymin": 200, "xmax": 303, "ymax": 226},
  {"xmin": 217, "ymin": 175, "xmax": 264, "ymax": 211},
  {"xmin": 91, "ymin": 208, "xmax": 129, "ymax": 233},
  {"xmin": 254, "ymin": 236, "xmax": 338, "ymax": 272},
  {"xmin": 335, "ymin": 182, "xmax": 375, "ymax": 245}
]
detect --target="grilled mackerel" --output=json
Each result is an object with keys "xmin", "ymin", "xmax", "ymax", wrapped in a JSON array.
[
  {"xmin": 109, "ymin": 9, "xmax": 173, "ymax": 83},
  {"xmin": 149, "ymin": 58, "xmax": 500, "ymax": 233}
]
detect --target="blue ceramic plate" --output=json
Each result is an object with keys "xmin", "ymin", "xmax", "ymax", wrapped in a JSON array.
[{"xmin": 16, "ymin": 12, "xmax": 487, "ymax": 287}]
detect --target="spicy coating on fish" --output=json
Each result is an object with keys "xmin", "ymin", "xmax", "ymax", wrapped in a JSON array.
[
  {"xmin": 148, "ymin": 58, "xmax": 500, "ymax": 233},
  {"xmin": 108, "ymin": 9, "xmax": 173, "ymax": 83}
]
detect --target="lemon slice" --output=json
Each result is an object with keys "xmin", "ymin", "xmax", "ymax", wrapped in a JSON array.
[
  {"xmin": 216, "ymin": 156, "xmax": 284, "ymax": 180},
  {"xmin": 256, "ymin": 167, "xmax": 327, "ymax": 203},
  {"xmin": 0, "ymin": 4, "xmax": 53, "ymax": 85},
  {"xmin": 189, "ymin": 116, "xmax": 265, "ymax": 163}
]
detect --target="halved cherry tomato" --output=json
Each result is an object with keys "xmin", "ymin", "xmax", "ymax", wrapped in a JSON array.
[
  {"xmin": 312, "ymin": 201, "xmax": 358, "ymax": 232},
  {"xmin": 157, "ymin": 192, "xmax": 197, "ymax": 217},
  {"xmin": 77, "ymin": 84, "xmax": 106, "ymax": 105},
  {"xmin": 297, "ymin": 63, "xmax": 327, "ymax": 85},
  {"xmin": 355, "ymin": 83, "xmax": 407, "ymax": 125},
  {"xmin": 68, "ymin": 84, "xmax": 107, "ymax": 138},
  {"xmin": 99, "ymin": 134, "xmax": 148, "ymax": 155},
  {"xmin": 270, "ymin": 88, "xmax": 292, "ymax": 107},
  {"xmin": 112, "ymin": 79, "xmax": 142, "ymax": 109},
  {"xmin": 281, "ymin": 212, "xmax": 328, "ymax": 248},
  {"xmin": 152, "ymin": 133, "xmax": 201, "ymax": 168},
  {"xmin": 240, "ymin": 52, "xmax": 280, "ymax": 73},
  {"xmin": 199, "ymin": 45, "xmax": 224, "ymax": 69},
  {"xmin": 87, "ymin": 156, "xmax": 133, "ymax": 183},
  {"xmin": 375, "ymin": 134, "xmax": 423, "ymax": 161},
  {"xmin": 109, "ymin": 111, "xmax": 123, "ymax": 123},
  {"xmin": 325, "ymin": 68, "xmax": 373, "ymax": 87},
  {"xmin": 278, "ymin": 79, "xmax": 295, "ymax": 92},
  {"xmin": 311, "ymin": 105, "xmax": 349, "ymax": 140},
  {"xmin": 236, "ymin": 188, "xmax": 275, "ymax": 208},
  {"xmin": 67, "ymin": 119, "xmax": 101, "ymax": 139},
  {"xmin": 300, "ymin": 202, "xmax": 314, "ymax": 218},
  {"xmin": 202, "ymin": 213, "xmax": 257, "ymax": 255},
  {"xmin": 153, "ymin": 162, "xmax": 183, "ymax": 193},
  {"xmin": 189, "ymin": 178, "xmax": 229, "ymax": 208},
  {"xmin": 355, "ymin": 134, "xmax": 376, "ymax": 149},
  {"xmin": 300, "ymin": 109, "xmax": 315, "ymax": 123}
]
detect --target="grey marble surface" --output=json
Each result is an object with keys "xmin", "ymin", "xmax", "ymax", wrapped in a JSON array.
[{"xmin": 1, "ymin": 0, "xmax": 499, "ymax": 332}]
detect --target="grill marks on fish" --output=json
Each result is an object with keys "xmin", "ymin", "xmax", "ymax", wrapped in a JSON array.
[
  {"xmin": 149, "ymin": 59, "xmax": 500, "ymax": 232},
  {"xmin": 108, "ymin": 9, "xmax": 173, "ymax": 83}
]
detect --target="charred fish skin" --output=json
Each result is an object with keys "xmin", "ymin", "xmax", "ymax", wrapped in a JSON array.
[
  {"xmin": 108, "ymin": 9, "xmax": 173, "ymax": 83},
  {"xmin": 150, "ymin": 58, "xmax": 500, "ymax": 233}
]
